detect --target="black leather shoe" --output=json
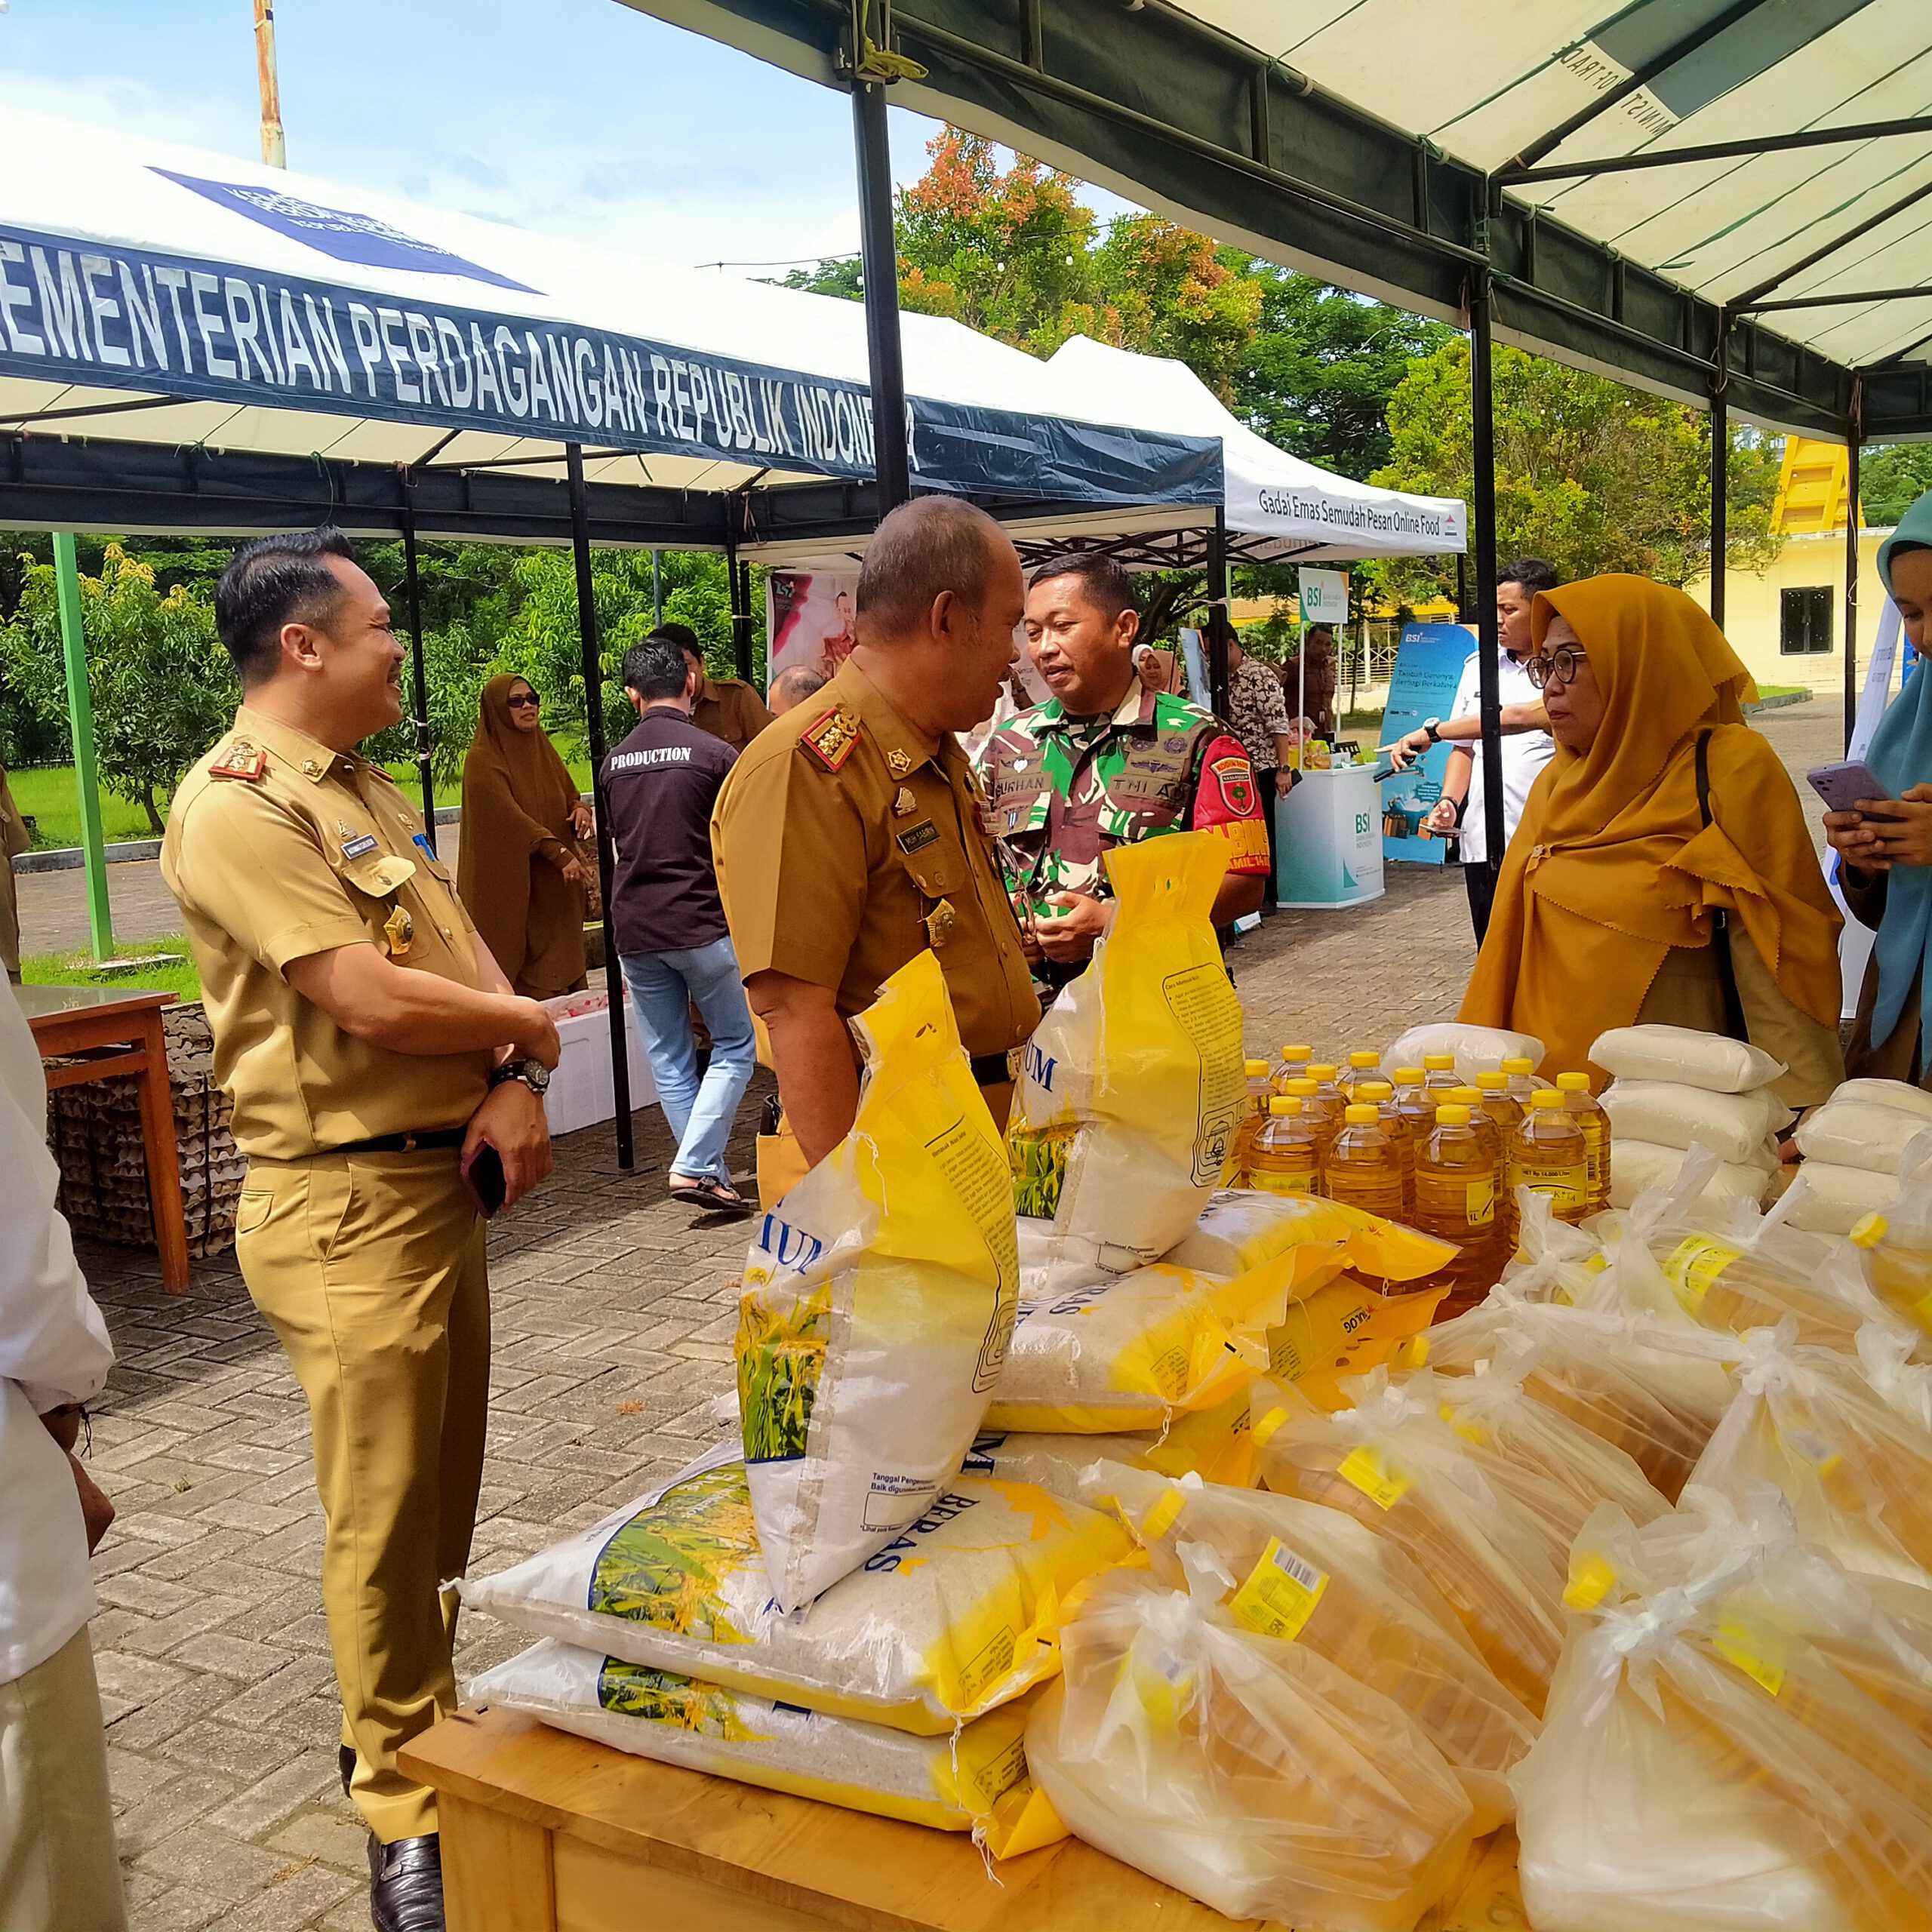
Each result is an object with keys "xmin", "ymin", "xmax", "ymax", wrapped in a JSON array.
[
  {"xmin": 368, "ymin": 1833, "xmax": 444, "ymax": 1932},
  {"xmin": 338, "ymin": 1744, "xmax": 355, "ymax": 1797}
]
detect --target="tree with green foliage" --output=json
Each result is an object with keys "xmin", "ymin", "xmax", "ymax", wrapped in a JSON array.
[
  {"xmin": 1370, "ymin": 338, "xmax": 1783, "ymax": 604},
  {"xmin": 0, "ymin": 545, "xmax": 235, "ymax": 832},
  {"xmin": 1861, "ymin": 445, "xmax": 1932, "ymax": 529}
]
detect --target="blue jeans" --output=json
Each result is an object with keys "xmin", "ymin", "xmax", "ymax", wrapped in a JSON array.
[{"xmin": 619, "ymin": 937, "xmax": 758, "ymax": 1186}]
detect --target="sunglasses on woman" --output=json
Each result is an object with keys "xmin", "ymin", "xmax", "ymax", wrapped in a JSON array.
[
  {"xmin": 506, "ymin": 691, "xmax": 541, "ymax": 710},
  {"xmin": 1524, "ymin": 645, "xmax": 1588, "ymax": 691}
]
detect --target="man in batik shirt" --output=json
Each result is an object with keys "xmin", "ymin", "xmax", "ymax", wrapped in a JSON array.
[{"xmin": 977, "ymin": 553, "xmax": 1269, "ymax": 989}]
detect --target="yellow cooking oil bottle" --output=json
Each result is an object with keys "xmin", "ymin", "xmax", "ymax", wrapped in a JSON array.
[
  {"xmin": 1475, "ymin": 1070, "xmax": 1524, "ymax": 1145},
  {"xmin": 1323, "ymin": 1102, "xmax": 1406, "ymax": 1221},
  {"xmin": 1339, "ymin": 1049, "xmax": 1383, "ymax": 1103},
  {"xmin": 1413, "ymin": 1104, "xmax": 1504, "ymax": 1318},
  {"xmin": 1504, "ymin": 1089, "xmax": 1590, "ymax": 1250},
  {"xmin": 1446, "ymin": 1088, "xmax": 1503, "ymax": 1168},
  {"xmin": 1307, "ymin": 1062, "xmax": 1347, "ymax": 1115},
  {"xmin": 1422, "ymin": 1053, "xmax": 1461, "ymax": 1097},
  {"xmin": 1850, "ymin": 1211, "xmax": 1932, "ymax": 1338},
  {"xmin": 1390, "ymin": 1069, "xmax": 1440, "ymax": 1163},
  {"xmin": 1502, "ymin": 1056, "xmax": 1540, "ymax": 1106},
  {"xmin": 1272, "ymin": 1042, "xmax": 1314, "ymax": 1094},
  {"xmin": 1357, "ymin": 1079, "xmax": 1417, "ymax": 1214},
  {"xmin": 1226, "ymin": 1058, "xmax": 1275, "ymax": 1183},
  {"xmin": 1555, "ymin": 1071, "xmax": 1611, "ymax": 1216},
  {"xmin": 1247, "ymin": 1095, "xmax": 1321, "ymax": 1197},
  {"xmin": 1284, "ymin": 1076, "xmax": 1344, "ymax": 1164}
]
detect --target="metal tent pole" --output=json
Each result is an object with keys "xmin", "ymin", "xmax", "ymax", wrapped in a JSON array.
[
  {"xmin": 736, "ymin": 555, "xmax": 755, "ymax": 682},
  {"xmin": 1468, "ymin": 273, "xmax": 1505, "ymax": 872},
  {"xmin": 565, "ymin": 443, "xmax": 634, "ymax": 1173},
  {"xmin": 1846, "ymin": 391, "xmax": 1862, "ymax": 751},
  {"xmin": 651, "ymin": 549, "xmax": 664, "ymax": 626},
  {"xmin": 1206, "ymin": 508, "xmax": 1232, "ymax": 717},
  {"xmin": 1709, "ymin": 315, "xmax": 1729, "ymax": 632},
  {"xmin": 851, "ymin": 71, "xmax": 911, "ymax": 514},
  {"xmin": 52, "ymin": 532, "xmax": 112, "ymax": 961},
  {"xmin": 399, "ymin": 484, "xmax": 438, "ymax": 854}
]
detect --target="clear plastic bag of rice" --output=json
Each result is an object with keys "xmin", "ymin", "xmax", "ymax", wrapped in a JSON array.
[
  {"xmin": 1006, "ymin": 833, "xmax": 1245, "ymax": 1269},
  {"xmin": 1516, "ymin": 1491, "xmax": 1932, "ymax": 1932},
  {"xmin": 459, "ymin": 1444, "xmax": 1132, "ymax": 1734},
  {"xmin": 1093, "ymin": 1463, "xmax": 1537, "ymax": 1832},
  {"xmin": 1589, "ymin": 1023, "xmax": 1787, "ymax": 1095},
  {"xmin": 1024, "ymin": 1556, "xmax": 1475, "ymax": 1932},
  {"xmin": 469, "ymin": 1638, "xmax": 1066, "ymax": 1854},
  {"xmin": 1380, "ymin": 1021, "xmax": 1545, "ymax": 1084},
  {"xmin": 735, "ymin": 949, "xmax": 1019, "ymax": 1611}
]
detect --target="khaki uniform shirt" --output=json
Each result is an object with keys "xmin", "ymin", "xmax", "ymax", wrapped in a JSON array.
[
  {"xmin": 162, "ymin": 706, "xmax": 491, "ymax": 1161},
  {"xmin": 0, "ymin": 763, "xmax": 26, "ymax": 976},
  {"xmin": 693, "ymin": 675, "xmax": 774, "ymax": 753},
  {"xmin": 712, "ymin": 658, "xmax": 1038, "ymax": 1066}
]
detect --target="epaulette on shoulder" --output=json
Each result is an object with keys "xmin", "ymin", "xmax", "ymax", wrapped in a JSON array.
[
  {"xmin": 208, "ymin": 740, "xmax": 267, "ymax": 783},
  {"xmin": 799, "ymin": 705, "xmax": 861, "ymax": 773}
]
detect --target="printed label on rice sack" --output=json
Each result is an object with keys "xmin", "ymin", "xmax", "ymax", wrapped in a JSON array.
[
  {"xmin": 924, "ymin": 1111, "xmax": 1021, "ymax": 1391},
  {"xmin": 1161, "ymin": 961, "xmax": 1247, "ymax": 1186},
  {"xmin": 595, "ymin": 1659, "xmax": 764, "ymax": 1740}
]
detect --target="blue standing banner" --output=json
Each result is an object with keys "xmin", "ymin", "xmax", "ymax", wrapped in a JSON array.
[{"xmin": 1378, "ymin": 623, "xmax": 1475, "ymax": 866}]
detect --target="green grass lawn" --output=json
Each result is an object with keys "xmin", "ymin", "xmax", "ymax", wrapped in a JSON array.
[
  {"xmin": 22, "ymin": 934, "xmax": 203, "ymax": 1004},
  {"xmin": 8, "ymin": 766, "xmax": 158, "ymax": 850}
]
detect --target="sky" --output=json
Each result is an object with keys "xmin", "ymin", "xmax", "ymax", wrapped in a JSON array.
[{"xmin": 0, "ymin": 0, "xmax": 1100, "ymax": 277}]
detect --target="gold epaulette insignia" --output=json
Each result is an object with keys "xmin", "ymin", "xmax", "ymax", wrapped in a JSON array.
[
  {"xmin": 208, "ymin": 741, "xmax": 266, "ymax": 782},
  {"xmin": 801, "ymin": 706, "xmax": 861, "ymax": 772}
]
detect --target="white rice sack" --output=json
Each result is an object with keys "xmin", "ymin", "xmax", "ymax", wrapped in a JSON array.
[
  {"xmin": 1589, "ymin": 1024, "xmax": 1786, "ymax": 1094},
  {"xmin": 1383, "ymin": 1021, "xmax": 1544, "ymax": 1083},
  {"xmin": 1831, "ymin": 1078, "xmax": 1932, "ymax": 1123},
  {"xmin": 1607, "ymin": 1141, "xmax": 1774, "ymax": 1211},
  {"xmin": 1795, "ymin": 1101, "xmax": 1928, "ymax": 1172},
  {"xmin": 1600, "ymin": 1079, "xmax": 1791, "ymax": 1163},
  {"xmin": 736, "ymin": 952, "xmax": 1018, "ymax": 1611},
  {"xmin": 1015, "ymin": 1217, "xmax": 1117, "ymax": 1299},
  {"xmin": 469, "ymin": 1638, "xmax": 1041, "ymax": 1840},
  {"xmin": 459, "ymin": 1444, "xmax": 1133, "ymax": 1734},
  {"xmin": 1783, "ymin": 1163, "xmax": 1898, "ymax": 1235}
]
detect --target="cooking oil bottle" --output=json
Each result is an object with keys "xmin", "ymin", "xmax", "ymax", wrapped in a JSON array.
[
  {"xmin": 1307, "ymin": 1062, "xmax": 1347, "ymax": 1116},
  {"xmin": 1504, "ymin": 1088, "xmax": 1590, "ymax": 1251},
  {"xmin": 1446, "ymin": 1087, "xmax": 1502, "ymax": 1167},
  {"xmin": 1227, "ymin": 1058, "xmax": 1275, "ymax": 1183},
  {"xmin": 1390, "ymin": 1069, "xmax": 1439, "ymax": 1158},
  {"xmin": 1247, "ymin": 1096, "xmax": 1321, "ymax": 1198},
  {"xmin": 1850, "ymin": 1212, "xmax": 1932, "ymax": 1338},
  {"xmin": 1502, "ymin": 1056, "xmax": 1540, "ymax": 1106},
  {"xmin": 1340, "ymin": 1049, "xmax": 1383, "ymax": 1103},
  {"xmin": 1323, "ymin": 1103, "xmax": 1406, "ymax": 1220},
  {"xmin": 1555, "ymin": 1072, "xmax": 1611, "ymax": 1216},
  {"xmin": 1272, "ymin": 1042, "xmax": 1313, "ymax": 1094},
  {"xmin": 1423, "ymin": 1053, "xmax": 1461, "ymax": 1097},
  {"xmin": 1414, "ymin": 1104, "xmax": 1504, "ymax": 1318},
  {"xmin": 1284, "ymin": 1076, "xmax": 1343, "ymax": 1164},
  {"xmin": 1475, "ymin": 1070, "xmax": 1524, "ymax": 1146},
  {"xmin": 1357, "ymin": 1080, "xmax": 1417, "ymax": 1213}
]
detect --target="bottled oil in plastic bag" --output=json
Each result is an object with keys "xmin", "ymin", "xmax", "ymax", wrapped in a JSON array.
[
  {"xmin": 1558, "ymin": 1070, "xmax": 1612, "ymax": 1216},
  {"xmin": 1324, "ymin": 1103, "xmax": 1405, "ymax": 1222},
  {"xmin": 1411, "ymin": 1103, "xmax": 1502, "ymax": 1319},
  {"xmin": 1247, "ymin": 1095, "xmax": 1320, "ymax": 1197},
  {"xmin": 1850, "ymin": 1132, "xmax": 1932, "ymax": 1339}
]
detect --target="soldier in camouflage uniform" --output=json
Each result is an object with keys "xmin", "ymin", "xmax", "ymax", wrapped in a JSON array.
[{"xmin": 978, "ymin": 554, "xmax": 1270, "ymax": 988}]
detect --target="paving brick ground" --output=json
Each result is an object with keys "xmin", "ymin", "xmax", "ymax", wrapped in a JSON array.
[{"xmin": 59, "ymin": 695, "xmax": 1846, "ymax": 1930}]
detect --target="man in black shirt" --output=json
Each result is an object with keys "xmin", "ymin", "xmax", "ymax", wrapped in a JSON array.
[{"xmin": 605, "ymin": 638, "xmax": 755, "ymax": 1214}]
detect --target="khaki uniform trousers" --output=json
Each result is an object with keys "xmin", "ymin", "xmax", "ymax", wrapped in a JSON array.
[
  {"xmin": 0, "ymin": 1626, "xmax": 127, "ymax": 1932},
  {"xmin": 235, "ymin": 1146, "xmax": 488, "ymax": 1844}
]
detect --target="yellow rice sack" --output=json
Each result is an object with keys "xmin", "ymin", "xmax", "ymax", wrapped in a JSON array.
[
  {"xmin": 1024, "ymin": 1562, "xmax": 1475, "ymax": 1932},
  {"xmin": 459, "ymin": 1445, "xmax": 1131, "ymax": 1734},
  {"xmin": 1008, "ymin": 833, "xmax": 1244, "ymax": 1268},
  {"xmin": 1096, "ymin": 1464, "xmax": 1538, "ymax": 1832},
  {"xmin": 736, "ymin": 950, "xmax": 1019, "ymax": 1611},
  {"xmin": 469, "ymin": 1639, "xmax": 1066, "ymax": 1856}
]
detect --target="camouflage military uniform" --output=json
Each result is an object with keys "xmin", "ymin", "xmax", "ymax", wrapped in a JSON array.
[{"xmin": 976, "ymin": 685, "xmax": 1271, "ymax": 915}]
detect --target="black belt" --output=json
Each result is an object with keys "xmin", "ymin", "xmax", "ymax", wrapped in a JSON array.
[
  {"xmin": 328, "ymin": 1128, "xmax": 468, "ymax": 1155},
  {"xmin": 971, "ymin": 1051, "xmax": 1021, "ymax": 1087}
]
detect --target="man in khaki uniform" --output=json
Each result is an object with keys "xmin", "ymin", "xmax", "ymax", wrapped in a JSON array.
[
  {"xmin": 1, "ymin": 761, "xmax": 28, "ymax": 980},
  {"xmin": 658, "ymin": 623, "xmax": 774, "ymax": 752},
  {"xmin": 713, "ymin": 497, "xmax": 1038, "ymax": 1185},
  {"xmin": 162, "ymin": 529, "xmax": 560, "ymax": 1932}
]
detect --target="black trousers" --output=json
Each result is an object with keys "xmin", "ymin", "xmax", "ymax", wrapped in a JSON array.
[
  {"xmin": 1463, "ymin": 860, "xmax": 1498, "ymax": 944},
  {"xmin": 1257, "ymin": 768, "xmax": 1281, "ymax": 906}
]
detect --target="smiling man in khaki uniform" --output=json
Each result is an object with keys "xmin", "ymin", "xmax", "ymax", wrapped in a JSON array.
[
  {"xmin": 713, "ymin": 497, "xmax": 1039, "ymax": 1189},
  {"xmin": 162, "ymin": 529, "xmax": 561, "ymax": 1932}
]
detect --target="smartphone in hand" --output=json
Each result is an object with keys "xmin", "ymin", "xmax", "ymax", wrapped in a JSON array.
[
  {"xmin": 462, "ymin": 1142, "xmax": 507, "ymax": 1218},
  {"xmin": 1807, "ymin": 760, "xmax": 1893, "ymax": 815}
]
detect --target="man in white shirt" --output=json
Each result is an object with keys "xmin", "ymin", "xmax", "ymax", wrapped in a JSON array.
[
  {"xmin": 1389, "ymin": 558, "xmax": 1559, "ymax": 942},
  {"xmin": 0, "ymin": 979, "xmax": 124, "ymax": 1930}
]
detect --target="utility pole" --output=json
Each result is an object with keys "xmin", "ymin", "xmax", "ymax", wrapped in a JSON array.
[{"xmin": 254, "ymin": 1, "xmax": 286, "ymax": 168}]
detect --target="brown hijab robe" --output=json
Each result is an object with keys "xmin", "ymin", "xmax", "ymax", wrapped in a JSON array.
[{"xmin": 457, "ymin": 676, "xmax": 588, "ymax": 998}]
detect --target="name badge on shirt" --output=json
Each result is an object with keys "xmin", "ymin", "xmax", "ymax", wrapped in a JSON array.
[
  {"xmin": 896, "ymin": 820, "xmax": 940, "ymax": 855},
  {"xmin": 340, "ymin": 832, "xmax": 379, "ymax": 860}
]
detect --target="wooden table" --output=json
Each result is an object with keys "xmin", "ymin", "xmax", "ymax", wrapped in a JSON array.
[
  {"xmin": 401, "ymin": 1704, "xmax": 1527, "ymax": 1932},
  {"xmin": 23, "ymin": 983, "xmax": 189, "ymax": 1294}
]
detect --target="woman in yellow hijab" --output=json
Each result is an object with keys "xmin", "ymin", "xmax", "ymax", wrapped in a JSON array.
[{"xmin": 1460, "ymin": 576, "xmax": 1843, "ymax": 1103}]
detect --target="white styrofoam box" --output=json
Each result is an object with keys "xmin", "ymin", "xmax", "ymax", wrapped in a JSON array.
[{"xmin": 542, "ymin": 989, "xmax": 659, "ymax": 1137}]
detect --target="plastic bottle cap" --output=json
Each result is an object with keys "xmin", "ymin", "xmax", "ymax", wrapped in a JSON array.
[
  {"xmin": 1343, "ymin": 1103, "xmax": 1378, "ymax": 1124},
  {"xmin": 1349, "ymin": 1051, "xmax": 1380, "ymax": 1069},
  {"xmin": 1435, "ymin": 1104, "xmax": 1472, "ymax": 1124},
  {"xmin": 1309, "ymin": 1064, "xmax": 1338, "ymax": 1080},
  {"xmin": 1280, "ymin": 1044, "xmax": 1312, "ymax": 1060},
  {"xmin": 1503, "ymin": 1057, "xmax": 1535, "ymax": 1075},
  {"xmin": 1531, "ymin": 1088, "xmax": 1564, "ymax": 1108},
  {"xmin": 1447, "ymin": 1086, "xmax": 1483, "ymax": 1103},
  {"xmin": 1360, "ymin": 1081, "xmax": 1393, "ymax": 1100},
  {"xmin": 1285, "ymin": 1078, "xmax": 1318, "ymax": 1097},
  {"xmin": 1476, "ymin": 1071, "xmax": 1508, "ymax": 1090},
  {"xmin": 1423, "ymin": 1054, "xmax": 1455, "ymax": 1069},
  {"xmin": 1269, "ymin": 1095, "xmax": 1303, "ymax": 1116},
  {"xmin": 1555, "ymin": 1072, "xmax": 1591, "ymax": 1092},
  {"xmin": 1393, "ymin": 1068, "xmax": 1426, "ymax": 1084},
  {"xmin": 1244, "ymin": 1059, "xmax": 1271, "ymax": 1076},
  {"xmin": 1850, "ymin": 1212, "xmax": 1888, "ymax": 1249}
]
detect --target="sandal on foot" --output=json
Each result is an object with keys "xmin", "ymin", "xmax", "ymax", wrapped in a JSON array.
[{"xmin": 669, "ymin": 1177, "xmax": 752, "ymax": 1216}]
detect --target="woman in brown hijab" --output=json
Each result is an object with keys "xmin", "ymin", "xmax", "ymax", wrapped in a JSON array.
[{"xmin": 458, "ymin": 675, "xmax": 593, "ymax": 998}]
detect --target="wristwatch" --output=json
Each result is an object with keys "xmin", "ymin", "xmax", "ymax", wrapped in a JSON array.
[
  {"xmin": 490, "ymin": 1057, "xmax": 552, "ymax": 1096},
  {"xmin": 1421, "ymin": 717, "xmax": 1443, "ymax": 745}
]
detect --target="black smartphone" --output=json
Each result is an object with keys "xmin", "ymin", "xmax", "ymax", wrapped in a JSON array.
[{"xmin": 462, "ymin": 1143, "xmax": 507, "ymax": 1218}]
